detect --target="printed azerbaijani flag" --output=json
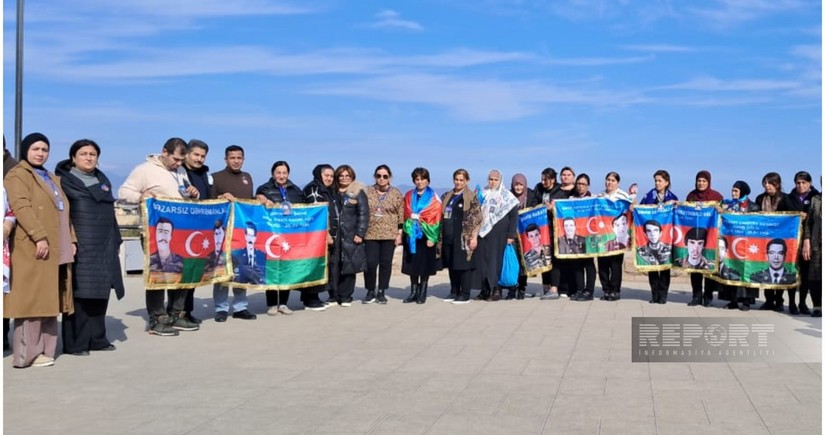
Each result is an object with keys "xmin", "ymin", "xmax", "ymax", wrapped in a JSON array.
[
  {"xmin": 143, "ymin": 198, "xmax": 232, "ymax": 289},
  {"xmin": 717, "ymin": 212, "xmax": 801, "ymax": 289},
  {"xmin": 632, "ymin": 204, "xmax": 675, "ymax": 271},
  {"xmin": 553, "ymin": 197, "xmax": 631, "ymax": 259},
  {"xmin": 672, "ymin": 202, "xmax": 719, "ymax": 273},
  {"xmin": 403, "ymin": 188, "xmax": 442, "ymax": 250},
  {"xmin": 230, "ymin": 201, "xmax": 329, "ymax": 290},
  {"xmin": 517, "ymin": 205, "xmax": 553, "ymax": 276}
]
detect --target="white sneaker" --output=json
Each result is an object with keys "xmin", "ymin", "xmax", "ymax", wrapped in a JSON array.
[
  {"xmin": 340, "ymin": 301, "xmax": 352, "ymax": 307},
  {"xmin": 267, "ymin": 306, "xmax": 280, "ymax": 316},
  {"xmin": 560, "ymin": 293, "xmax": 569, "ymax": 299},
  {"xmin": 32, "ymin": 354, "xmax": 55, "ymax": 367},
  {"xmin": 277, "ymin": 305, "xmax": 293, "ymax": 315}
]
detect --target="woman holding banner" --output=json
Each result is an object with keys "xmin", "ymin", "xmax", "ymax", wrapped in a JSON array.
[
  {"xmin": 473, "ymin": 170, "xmax": 519, "ymax": 301},
  {"xmin": 639, "ymin": 170, "xmax": 678, "ymax": 304},
  {"xmin": 329, "ymin": 165, "xmax": 369, "ymax": 307},
  {"xmin": 363, "ymin": 165, "xmax": 404, "ymax": 305},
  {"xmin": 440, "ymin": 169, "xmax": 482, "ymax": 304},
  {"xmin": 597, "ymin": 171, "xmax": 631, "ymax": 301},
  {"xmin": 719, "ymin": 180, "xmax": 759, "ymax": 310},
  {"xmin": 685, "ymin": 170, "xmax": 723, "ymax": 307},
  {"xmin": 401, "ymin": 168, "xmax": 441, "ymax": 304},
  {"xmin": 753, "ymin": 172, "xmax": 793, "ymax": 312},
  {"xmin": 256, "ymin": 160, "xmax": 306, "ymax": 315},
  {"xmin": 302, "ymin": 163, "xmax": 335, "ymax": 309},
  {"xmin": 55, "ymin": 139, "xmax": 124, "ymax": 354},
  {"xmin": 571, "ymin": 173, "xmax": 597, "ymax": 301},
  {"xmin": 510, "ymin": 173, "xmax": 532, "ymax": 299}
]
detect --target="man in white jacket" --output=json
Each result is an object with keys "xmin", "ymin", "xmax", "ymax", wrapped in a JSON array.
[{"xmin": 119, "ymin": 138, "xmax": 200, "ymax": 336}]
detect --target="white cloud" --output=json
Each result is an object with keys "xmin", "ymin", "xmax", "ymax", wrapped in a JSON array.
[
  {"xmin": 621, "ymin": 44, "xmax": 697, "ymax": 53},
  {"xmin": 541, "ymin": 55, "xmax": 654, "ymax": 66},
  {"xmin": 687, "ymin": 0, "xmax": 817, "ymax": 26},
  {"xmin": 370, "ymin": 10, "xmax": 424, "ymax": 31},
  {"xmin": 656, "ymin": 76, "xmax": 801, "ymax": 92}
]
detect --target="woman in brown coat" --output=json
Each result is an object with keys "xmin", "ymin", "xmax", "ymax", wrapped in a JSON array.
[{"xmin": 5, "ymin": 133, "xmax": 75, "ymax": 368}]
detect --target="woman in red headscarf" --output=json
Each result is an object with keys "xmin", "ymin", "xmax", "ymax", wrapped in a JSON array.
[{"xmin": 685, "ymin": 170, "xmax": 723, "ymax": 307}]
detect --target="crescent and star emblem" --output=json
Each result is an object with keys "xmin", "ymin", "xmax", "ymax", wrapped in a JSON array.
[{"xmin": 184, "ymin": 231, "xmax": 210, "ymax": 257}]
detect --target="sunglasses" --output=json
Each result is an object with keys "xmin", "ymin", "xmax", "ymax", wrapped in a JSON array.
[{"xmin": 375, "ymin": 174, "xmax": 390, "ymax": 180}]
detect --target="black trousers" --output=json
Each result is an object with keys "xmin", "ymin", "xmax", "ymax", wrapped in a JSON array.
[
  {"xmin": 793, "ymin": 259, "xmax": 812, "ymax": 307},
  {"xmin": 147, "ymin": 289, "xmax": 186, "ymax": 318},
  {"xmin": 648, "ymin": 270, "xmax": 671, "ymax": 302},
  {"xmin": 3, "ymin": 318, "xmax": 9, "ymax": 349},
  {"xmin": 449, "ymin": 268, "xmax": 474, "ymax": 299},
  {"xmin": 811, "ymin": 280, "xmax": 822, "ymax": 308},
  {"xmin": 365, "ymin": 240, "xmax": 395, "ymax": 291},
  {"xmin": 265, "ymin": 290, "xmax": 291, "ymax": 307},
  {"xmin": 300, "ymin": 286, "xmax": 323, "ymax": 304},
  {"xmin": 567, "ymin": 258, "xmax": 595, "ymax": 294},
  {"xmin": 335, "ymin": 274, "xmax": 357, "ymax": 302},
  {"xmin": 62, "ymin": 297, "xmax": 111, "ymax": 353},
  {"xmin": 597, "ymin": 254, "xmax": 623, "ymax": 294},
  {"xmin": 690, "ymin": 273, "xmax": 717, "ymax": 302},
  {"xmin": 166, "ymin": 288, "xmax": 195, "ymax": 314}
]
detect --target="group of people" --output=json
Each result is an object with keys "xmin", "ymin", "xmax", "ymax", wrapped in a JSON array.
[{"xmin": 2, "ymin": 133, "xmax": 821, "ymax": 367}]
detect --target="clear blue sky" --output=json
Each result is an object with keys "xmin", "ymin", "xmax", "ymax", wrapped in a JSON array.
[{"xmin": 3, "ymin": 0, "xmax": 822, "ymax": 198}]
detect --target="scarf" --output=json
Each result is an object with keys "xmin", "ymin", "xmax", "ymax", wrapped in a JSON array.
[
  {"xmin": 511, "ymin": 173, "xmax": 528, "ymax": 209},
  {"xmin": 403, "ymin": 187, "xmax": 441, "ymax": 253},
  {"xmin": 479, "ymin": 175, "xmax": 520, "ymax": 238},
  {"xmin": 687, "ymin": 170, "xmax": 723, "ymax": 202}
]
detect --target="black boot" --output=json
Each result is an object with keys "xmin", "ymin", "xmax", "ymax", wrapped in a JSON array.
[
  {"xmin": 376, "ymin": 289, "xmax": 388, "ymax": 304},
  {"xmin": 417, "ymin": 282, "xmax": 428, "ymax": 304},
  {"xmin": 490, "ymin": 288, "xmax": 502, "ymax": 302},
  {"xmin": 403, "ymin": 284, "xmax": 419, "ymax": 303},
  {"xmin": 505, "ymin": 288, "xmax": 516, "ymax": 300},
  {"xmin": 516, "ymin": 288, "xmax": 525, "ymax": 300}
]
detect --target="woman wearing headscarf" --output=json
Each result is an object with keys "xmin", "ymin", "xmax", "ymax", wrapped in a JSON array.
[
  {"xmin": 754, "ymin": 172, "xmax": 793, "ymax": 312},
  {"xmin": 685, "ymin": 170, "xmax": 724, "ymax": 307},
  {"xmin": 256, "ymin": 160, "xmax": 306, "ymax": 315},
  {"xmin": 301, "ymin": 163, "xmax": 334, "ymax": 310},
  {"xmin": 570, "ymin": 173, "xmax": 597, "ymax": 301},
  {"xmin": 363, "ymin": 165, "xmax": 404, "ymax": 304},
  {"xmin": 440, "ymin": 169, "xmax": 482, "ymax": 304},
  {"xmin": 785, "ymin": 171, "xmax": 819, "ymax": 315},
  {"xmin": 719, "ymin": 180, "xmax": 759, "ymax": 310},
  {"xmin": 401, "ymin": 168, "xmax": 442, "ymax": 304},
  {"xmin": 55, "ymin": 139, "xmax": 124, "ymax": 355},
  {"xmin": 597, "ymin": 171, "xmax": 632, "ymax": 301},
  {"xmin": 639, "ymin": 170, "xmax": 678, "ymax": 304},
  {"xmin": 472, "ymin": 170, "xmax": 520, "ymax": 301},
  {"xmin": 510, "ymin": 173, "xmax": 532, "ymax": 299},
  {"xmin": 327, "ymin": 165, "xmax": 369, "ymax": 307},
  {"xmin": 801, "ymin": 184, "xmax": 821, "ymax": 317},
  {"xmin": 5, "ymin": 133, "xmax": 76, "ymax": 368}
]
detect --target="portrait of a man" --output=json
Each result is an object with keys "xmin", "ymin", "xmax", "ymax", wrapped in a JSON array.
[
  {"xmin": 637, "ymin": 219, "xmax": 672, "ymax": 265},
  {"xmin": 232, "ymin": 221, "xmax": 266, "ymax": 284},
  {"xmin": 557, "ymin": 217, "xmax": 585, "ymax": 254},
  {"xmin": 718, "ymin": 237, "xmax": 741, "ymax": 281},
  {"xmin": 149, "ymin": 217, "xmax": 184, "ymax": 273},
  {"xmin": 675, "ymin": 227, "xmax": 712, "ymax": 270},
  {"xmin": 522, "ymin": 223, "xmax": 550, "ymax": 270},
  {"xmin": 604, "ymin": 213, "xmax": 629, "ymax": 252},
  {"xmin": 749, "ymin": 238, "xmax": 797, "ymax": 284},
  {"xmin": 205, "ymin": 219, "xmax": 227, "ymax": 274}
]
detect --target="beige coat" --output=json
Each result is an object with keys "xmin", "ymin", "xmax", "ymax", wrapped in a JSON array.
[{"xmin": 4, "ymin": 161, "xmax": 75, "ymax": 318}]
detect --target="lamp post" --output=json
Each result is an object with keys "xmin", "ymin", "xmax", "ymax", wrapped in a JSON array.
[{"xmin": 14, "ymin": 0, "xmax": 24, "ymax": 159}]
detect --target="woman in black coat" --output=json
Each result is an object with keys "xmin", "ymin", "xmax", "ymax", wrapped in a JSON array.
[
  {"xmin": 302, "ymin": 164, "xmax": 335, "ymax": 309},
  {"xmin": 55, "ymin": 139, "xmax": 124, "ymax": 354},
  {"xmin": 255, "ymin": 160, "xmax": 307, "ymax": 315},
  {"xmin": 328, "ymin": 165, "xmax": 369, "ymax": 306},
  {"xmin": 753, "ymin": 172, "xmax": 794, "ymax": 312}
]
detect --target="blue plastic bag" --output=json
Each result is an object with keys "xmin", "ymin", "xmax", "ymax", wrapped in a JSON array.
[{"xmin": 498, "ymin": 244, "xmax": 519, "ymax": 287}]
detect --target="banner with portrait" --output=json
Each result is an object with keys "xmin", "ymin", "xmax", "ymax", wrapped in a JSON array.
[
  {"xmin": 553, "ymin": 197, "xmax": 632, "ymax": 259},
  {"xmin": 229, "ymin": 200, "xmax": 329, "ymax": 290},
  {"xmin": 142, "ymin": 198, "xmax": 232, "ymax": 290},
  {"xmin": 672, "ymin": 202, "xmax": 719, "ymax": 274},
  {"xmin": 517, "ymin": 205, "xmax": 553, "ymax": 276},
  {"xmin": 632, "ymin": 204, "xmax": 675, "ymax": 272},
  {"xmin": 713, "ymin": 212, "xmax": 802, "ymax": 289}
]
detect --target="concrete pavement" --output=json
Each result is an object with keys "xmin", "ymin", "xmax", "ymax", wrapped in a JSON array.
[{"xmin": 3, "ymin": 270, "xmax": 821, "ymax": 434}]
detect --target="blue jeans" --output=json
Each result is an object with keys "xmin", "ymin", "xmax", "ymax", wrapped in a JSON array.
[{"xmin": 213, "ymin": 284, "xmax": 248, "ymax": 313}]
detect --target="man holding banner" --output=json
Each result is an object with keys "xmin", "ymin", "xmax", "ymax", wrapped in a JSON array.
[{"xmin": 119, "ymin": 137, "xmax": 200, "ymax": 336}]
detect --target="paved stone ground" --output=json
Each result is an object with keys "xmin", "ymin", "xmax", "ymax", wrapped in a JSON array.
[{"xmin": 4, "ymin": 269, "xmax": 821, "ymax": 435}]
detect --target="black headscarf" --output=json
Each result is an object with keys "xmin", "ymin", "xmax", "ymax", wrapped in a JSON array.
[
  {"xmin": 304, "ymin": 163, "xmax": 334, "ymax": 204},
  {"xmin": 20, "ymin": 132, "xmax": 50, "ymax": 169}
]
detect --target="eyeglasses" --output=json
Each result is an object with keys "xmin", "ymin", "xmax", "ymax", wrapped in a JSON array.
[{"xmin": 375, "ymin": 174, "xmax": 389, "ymax": 179}]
